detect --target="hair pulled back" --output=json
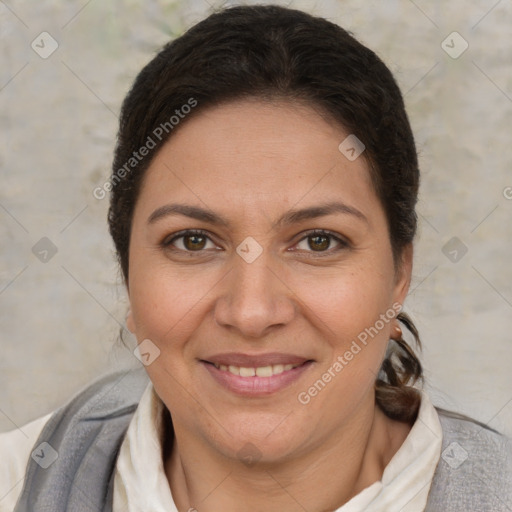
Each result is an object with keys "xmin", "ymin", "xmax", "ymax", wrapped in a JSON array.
[{"xmin": 108, "ymin": 5, "xmax": 423, "ymax": 423}]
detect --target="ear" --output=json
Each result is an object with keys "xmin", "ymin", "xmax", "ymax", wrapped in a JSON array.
[
  {"xmin": 393, "ymin": 243, "xmax": 413, "ymax": 306},
  {"xmin": 126, "ymin": 307, "xmax": 136, "ymax": 333}
]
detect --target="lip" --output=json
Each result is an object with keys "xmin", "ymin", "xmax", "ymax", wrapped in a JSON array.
[{"xmin": 200, "ymin": 355, "xmax": 314, "ymax": 397}]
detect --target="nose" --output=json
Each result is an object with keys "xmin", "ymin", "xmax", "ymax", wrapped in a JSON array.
[{"xmin": 214, "ymin": 249, "xmax": 297, "ymax": 339}]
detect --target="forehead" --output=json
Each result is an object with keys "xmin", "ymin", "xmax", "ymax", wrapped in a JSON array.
[{"xmin": 136, "ymin": 99, "xmax": 378, "ymax": 221}]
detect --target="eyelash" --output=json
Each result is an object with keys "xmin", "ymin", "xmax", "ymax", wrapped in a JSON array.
[{"xmin": 162, "ymin": 229, "xmax": 349, "ymax": 256}]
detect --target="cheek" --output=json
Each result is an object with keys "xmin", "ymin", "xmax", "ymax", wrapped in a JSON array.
[
  {"xmin": 291, "ymin": 265, "xmax": 394, "ymax": 345},
  {"xmin": 128, "ymin": 258, "xmax": 218, "ymax": 344},
  {"xmin": 293, "ymin": 269, "xmax": 395, "ymax": 408}
]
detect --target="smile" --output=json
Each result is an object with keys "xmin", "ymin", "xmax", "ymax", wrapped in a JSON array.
[
  {"xmin": 201, "ymin": 357, "xmax": 314, "ymax": 396},
  {"xmin": 212, "ymin": 362, "xmax": 302, "ymax": 377}
]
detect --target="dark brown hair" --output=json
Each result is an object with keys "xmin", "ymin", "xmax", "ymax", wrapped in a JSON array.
[{"xmin": 109, "ymin": 5, "xmax": 423, "ymax": 423}]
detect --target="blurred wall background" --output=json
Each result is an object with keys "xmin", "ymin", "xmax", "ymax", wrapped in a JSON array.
[{"xmin": 1, "ymin": 0, "xmax": 511, "ymax": 437}]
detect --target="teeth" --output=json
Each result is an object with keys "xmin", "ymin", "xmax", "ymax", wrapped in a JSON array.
[
  {"xmin": 273, "ymin": 364, "xmax": 284, "ymax": 375},
  {"xmin": 256, "ymin": 366, "xmax": 273, "ymax": 377},
  {"xmin": 213, "ymin": 362, "xmax": 301, "ymax": 376},
  {"xmin": 239, "ymin": 367, "xmax": 255, "ymax": 377}
]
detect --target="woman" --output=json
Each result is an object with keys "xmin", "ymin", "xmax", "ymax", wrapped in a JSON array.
[{"xmin": 2, "ymin": 4, "xmax": 511, "ymax": 511}]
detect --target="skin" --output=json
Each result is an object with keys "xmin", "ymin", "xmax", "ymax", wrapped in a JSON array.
[{"xmin": 126, "ymin": 99, "xmax": 413, "ymax": 511}]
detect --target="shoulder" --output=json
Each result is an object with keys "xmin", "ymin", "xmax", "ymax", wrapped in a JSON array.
[
  {"xmin": 0, "ymin": 369, "xmax": 149, "ymax": 512},
  {"xmin": 437, "ymin": 409, "xmax": 511, "ymax": 468},
  {"xmin": 426, "ymin": 409, "xmax": 512, "ymax": 511},
  {"xmin": 45, "ymin": 367, "xmax": 149, "ymax": 421},
  {"xmin": 0, "ymin": 413, "xmax": 53, "ymax": 512}
]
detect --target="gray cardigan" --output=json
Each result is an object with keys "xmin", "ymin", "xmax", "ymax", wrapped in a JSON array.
[{"xmin": 13, "ymin": 369, "xmax": 512, "ymax": 511}]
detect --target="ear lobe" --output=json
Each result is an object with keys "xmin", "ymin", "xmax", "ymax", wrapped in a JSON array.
[{"xmin": 394, "ymin": 243, "xmax": 413, "ymax": 303}]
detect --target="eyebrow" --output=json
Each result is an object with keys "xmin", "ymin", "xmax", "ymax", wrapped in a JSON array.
[{"xmin": 147, "ymin": 201, "xmax": 368, "ymax": 228}]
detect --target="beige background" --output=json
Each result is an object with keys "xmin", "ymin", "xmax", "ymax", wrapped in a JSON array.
[{"xmin": 1, "ymin": 0, "xmax": 511, "ymax": 437}]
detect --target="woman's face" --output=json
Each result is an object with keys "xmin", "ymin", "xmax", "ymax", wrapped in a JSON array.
[{"xmin": 126, "ymin": 99, "xmax": 411, "ymax": 463}]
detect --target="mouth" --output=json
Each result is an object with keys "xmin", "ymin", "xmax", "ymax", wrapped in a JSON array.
[
  {"xmin": 209, "ymin": 361, "xmax": 304, "ymax": 377},
  {"xmin": 200, "ymin": 353, "xmax": 314, "ymax": 396}
]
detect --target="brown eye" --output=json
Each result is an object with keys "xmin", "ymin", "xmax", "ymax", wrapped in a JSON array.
[
  {"xmin": 183, "ymin": 233, "xmax": 207, "ymax": 250},
  {"xmin": 308, "ymin": 234, "xmax": 330, "ymax": 251},
  {"xmin": 294, "ymin": 230, "xmax": 347, "ymax": 254},
  {"xmin": 163, "ymin": 230, "xmax": 217, "ymax": 252}
]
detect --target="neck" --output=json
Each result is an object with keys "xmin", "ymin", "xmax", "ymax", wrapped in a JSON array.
[{"xmin": 164, "ymin": 397, "xmax": 412, "ymax": 512}]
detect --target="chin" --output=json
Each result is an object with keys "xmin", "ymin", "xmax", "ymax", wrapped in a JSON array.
[{"xmin": 207, "ymin": 412, "xmax": 306, "ymax": 465}]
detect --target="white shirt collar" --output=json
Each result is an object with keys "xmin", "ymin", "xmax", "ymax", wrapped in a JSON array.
[
  {"xmin": 113, "ymin": 383, "xmax": 442, "ymax": 512},
  {"xmin": 113, "ymin": 382, "xmax": 175, "ymax": 512}
]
